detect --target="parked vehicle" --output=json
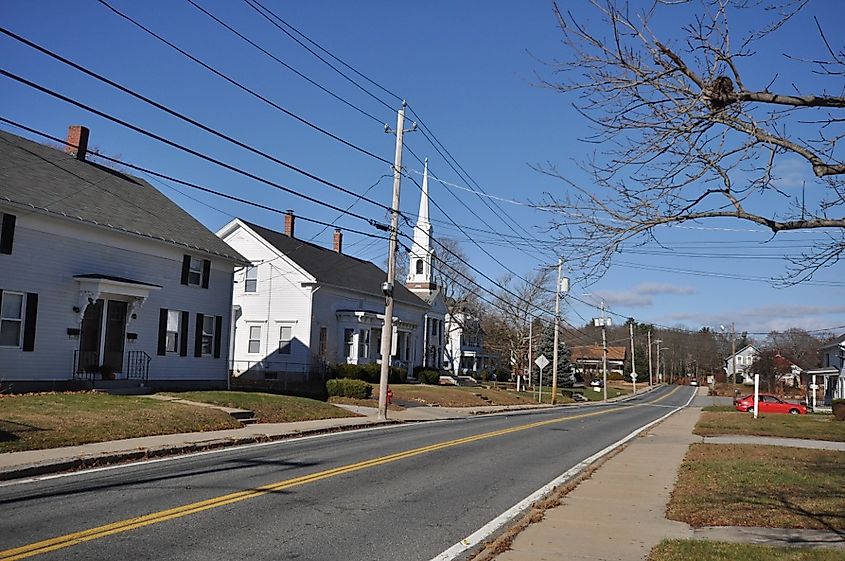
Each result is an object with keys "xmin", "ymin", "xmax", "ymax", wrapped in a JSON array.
[
  {"xmin": 690, "ymin": 379, "xmax": 698, "ymax": 386},
  {"xmin": 734, "ymin": 393, "xmax": 807, "ymax": 415},
  {"xmin": 589, "ymin": 378, "xmax": 604, "ymax": 388}
]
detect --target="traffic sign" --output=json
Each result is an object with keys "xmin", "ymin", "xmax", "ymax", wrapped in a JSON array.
[{"xmin": 535, "ymin": 354, "xmax": 549, "ymax": 369}]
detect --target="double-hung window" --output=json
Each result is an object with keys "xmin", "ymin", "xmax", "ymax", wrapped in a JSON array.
[
  {"xmin": 244, "ymin": 266, "xmax": 258, "ymax": 293},
  {"xmin": 0, "ymin": 291, "xmax": 23, "ymax": 347},
  {"xmin": 343, "ymin": 328, "xmax": 354, "ymax": 358},
  {"xmin": 188, "ymin": 258, "xmax": 203, "ymax": 286},
  {"xmin": 279, "ymin": 325, "xmax": 292, "ymax": 354},
  {"xmin": 358, "ymin": 329, "xmax": 369, "ymax": 359},
  {"xmin": 201, "ymin": 315, "xmax": 215, "ymax": 355},
  {"xmin": 165, "ymin": 310, "xmax": 181, "ymax": 353},
  {"xmin": 248, "ymin": 325, "xmax": 262, "ymax": 354}
]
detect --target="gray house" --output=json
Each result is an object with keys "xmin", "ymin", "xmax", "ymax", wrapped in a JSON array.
[{"xmin": 0, "ymin": 126, "xmax": 246, "ymax": 391}]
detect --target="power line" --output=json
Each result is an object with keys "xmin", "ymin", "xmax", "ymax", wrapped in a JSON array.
[
  {"xmin": 243, "ymin": 0, "xmax": 395, "ymax": 113},
  {"xmin": 182, "ymin": 0, "xmax": 386, "ymax": 125},
  {"xmin": 96, "ymin": 0, "xmax": 393, "ymax": 166},
  {"xmin": 0, "ymin": 29, "xmax": 393, "ymax": 215},
  {"xmin": 245, "ymin": 0, "xmax": 404, "ymax": 105}
]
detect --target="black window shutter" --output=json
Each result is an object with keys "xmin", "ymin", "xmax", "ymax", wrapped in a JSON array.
[
  {"xmin": 201, "ymin": 260, "xmax": 211, "ymax": 289},
  {"xmin": 22, "ymin": 293, "xmax": 38, "ymax": 352},
  {"xmin": 157, "ymin": 308, "xmax": 168, "ymax": 356},
  {"xmin": 0, "ymin": 213, "xmax": 16, "ymax": 255},
  {"xmin": 179, "ymin": 311, "xmax": 189, "ymax": 357},
  {"xmin": 180, "ymin": 255, "xmax": 191, "ymax": 285},
  {"xmin": 194, "ymin": 313, "xmax": 204, "ymax": 357},
  {"xmin": 213, "ymin": 315, "xmax": 223, "ymax": 358}
]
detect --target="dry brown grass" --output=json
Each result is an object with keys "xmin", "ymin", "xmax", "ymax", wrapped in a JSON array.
[
  {"xmin": 667, "ymin": 443, "xmax": 845, "ymax": 530},
  {"xmin": 0, "ymin": 392, "xmax": 240, "ymax": 453},
  {"xmin": 695, "ymin": 410, "xmax": 845, "ymax": 441},
  {"xmin": 374, "ymin": 384, "xmax": 539, "ymax": 407}
]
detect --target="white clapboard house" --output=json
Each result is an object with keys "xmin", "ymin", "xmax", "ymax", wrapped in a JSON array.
[
  {"xmin": 0, "ymin": 126, "xmax": 246, "ymax": 392},
  {"xmin": 218, "ymin": 213, "xmax": 430, "ymax": 382}
]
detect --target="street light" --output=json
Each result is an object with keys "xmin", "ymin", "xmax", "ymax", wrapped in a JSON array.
[{"xmin": 720, "ymin": 323, "xmax": 737, "ymax": 399}]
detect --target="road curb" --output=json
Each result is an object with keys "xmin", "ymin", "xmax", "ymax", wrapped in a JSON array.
[{"xmin": 0, "ymin": 420, "xmax": 397, "ymax": 482}]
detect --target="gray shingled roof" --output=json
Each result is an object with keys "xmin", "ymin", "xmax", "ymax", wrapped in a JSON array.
[
  {"xmin": 0, "ymin": 129, "xmax": 245, "ymax": 262},
  {"xmin": 245, "ymin": 221, "xmax": 428, "ymax": 309}
]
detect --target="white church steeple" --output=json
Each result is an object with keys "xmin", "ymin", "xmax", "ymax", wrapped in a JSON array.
[{"xmin": 407, "ymin": 159, "xmax": 436, "ymax": 290}]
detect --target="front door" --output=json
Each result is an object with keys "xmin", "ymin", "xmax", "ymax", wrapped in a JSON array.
[
  {"xmin": 78, "ymin": 299, "xmax": 103, "ymax": 374},
  {"xmin": 78, "ymin": 299, "xmax": 127, "ymax": 376},
  {"xmin": 102, "ymin": 300, "xmax": 127, "ymax": 374}
]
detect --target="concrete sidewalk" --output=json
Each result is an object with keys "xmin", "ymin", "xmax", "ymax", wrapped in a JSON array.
[
  {"xmin": 496, "ymin": 406, "xmax": 701, "ymax": 561},
  {"xmin": 493, "ymin": 404, "xmax": 844, "ymax": 561}
]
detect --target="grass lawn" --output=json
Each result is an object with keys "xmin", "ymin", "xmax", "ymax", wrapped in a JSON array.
[
  {"xmin": 161, "ymin": 391, "xmax": 358, "ymax": 423},
  {"xmin": 374, "ymin": 384, "xmax": 539, "ymax": 407},
  {"xmin": 667, "ymin": 443, "xmax": 845, "ymax": 530},
  {"xmin": 649, "ymin": 539, "xmax": 844, "ymax": 561},
  {"xmin": 0, "ymin": 392, "xmax": 240, "ymax": 453},
  {"xmin": 695, "ymin": 410, "xmax": 845, "ymax": 442}
]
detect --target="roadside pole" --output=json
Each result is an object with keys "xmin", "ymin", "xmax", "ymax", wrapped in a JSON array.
[
  {"xmin": 551, "ymin": 258, "xmax": 563, "ymax": 405},
  {"xmin": 655, "ymin": 339, "xmax": 662, "ymax": 384},
  {"xmin": 601, "ymin": 300, "xmax": 608, "ymax": 402},
  {"xmin": 378, "ymin": 102, "xmax": 414, "ymax": 421},
  {"xmin": 629, "ymin": 321, "xmax": 637, "ymax": 393},
  {"xmin": 647, "ymin": 329, "xmax": 653, "ymax": 386},
  {"xmin": 753, "ymin": 372, "xmax": 760, "ymax": 419},
  {"xmin": 535, "ymin": 354, "xmax": 549, "ymax": 404}
]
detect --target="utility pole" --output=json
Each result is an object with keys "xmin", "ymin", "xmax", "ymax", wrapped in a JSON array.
[
  {"xmin": 647, "ymin": 329, "xmax": 653, "ymax": 386},
  {"xmin": 731, "ymin": 322, "xmax": 737, "ymax": 400},
  {"xmin": 528, "ymin": 320, "xmax": 533, "ymax": 390},
  {"xmin": 654, "ymin": 339, "xmax": 663, "ymax": 384},
  {"xmin": 551, "ymin": 258, "xmax": 563, "ymax": 405},
  {"xmin": 629, "ymin": 321, "xmax": 637, "ymax": 392},
  {"xmin": 600, "ymin": 300, "xmax": 608, "ymax": 402},
  {"xmin": 378, "ymin": 102, "xmax": 415, "ymax": 421}
]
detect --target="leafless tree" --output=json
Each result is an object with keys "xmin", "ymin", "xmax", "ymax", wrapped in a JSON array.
[
  {"xmin": 481, "ymin": 268, "xmax": 555, "ymax": 375},
  {"xmin": 537, "ymin": 0, "xmax": 845, "ymax": 284}
]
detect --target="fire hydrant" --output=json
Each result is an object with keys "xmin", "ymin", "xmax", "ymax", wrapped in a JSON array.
[{"xmin": 387, "ymin": 387, "xmax": 393, "ymax": 405}]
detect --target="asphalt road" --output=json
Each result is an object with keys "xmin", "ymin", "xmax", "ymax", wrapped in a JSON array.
[{"xmin": 0, "ymin": 385, "xmax": 694, "ymax": 561}]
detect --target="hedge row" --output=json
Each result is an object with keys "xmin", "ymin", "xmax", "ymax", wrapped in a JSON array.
[
  {"xmin": 329, "ymin": 362, "xmax": 407, "ymax": 384},
  {"xmin": 416, "ymin": 369, "xmax": 441, "ymax": 385},
  {"xmin": 326, "ymin": 378, "xmax": 373, "ymax": 399}
]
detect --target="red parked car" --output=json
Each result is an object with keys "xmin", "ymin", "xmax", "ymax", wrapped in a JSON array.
[{"xmin": 734, "ymin": 393, "xmax": 807, "ymax": 415}]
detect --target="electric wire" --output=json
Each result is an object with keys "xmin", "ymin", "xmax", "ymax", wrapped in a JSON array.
[{"xmin": 0, "ymin": 29, "xmax": 393, "ymax": 214}]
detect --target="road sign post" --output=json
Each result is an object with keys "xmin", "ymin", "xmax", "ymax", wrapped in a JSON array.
[{"xmin": 535, "ymin": 354, "xmax": 549, "ymax": 404}]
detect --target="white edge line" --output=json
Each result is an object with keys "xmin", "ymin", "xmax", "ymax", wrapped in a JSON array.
[
  {"xmin": 427, "ymin": 388, "xmax": 698, "ymax": 561},
  {"xmin": 0, "ymin": 421, "xmax": 423, "ymax": 488}
]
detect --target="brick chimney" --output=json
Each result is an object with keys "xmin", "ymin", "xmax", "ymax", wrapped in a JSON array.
[
  {"xmin": 333, "ymin": 228, "xmax": 343, "ymax": 253},
  {"xmin": 284, "ymin": 209, "xmax": 295, "ymax": 237},
  {"xmin": 65, "ymin": 125, "xmax": 89, "ymax": 161}
]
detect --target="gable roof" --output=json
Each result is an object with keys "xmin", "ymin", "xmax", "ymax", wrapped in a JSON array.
[
  {"xmin": 0, "ymin": 129, "xmax": 245, "ymax": 262},
  {"xmin": 243, "ymin": 220, "xmax": 428, "ymax": 309},
  {"xmin": 820, "ymin": 333, "xmax": 845, "ymax": 351},
  {"xmin": 571, "ymin": 345, "xmax": 627, "ymax": 362},
  {"xmin": 725, "ymin": 344, "xmax": 758, "ymax": 362}
]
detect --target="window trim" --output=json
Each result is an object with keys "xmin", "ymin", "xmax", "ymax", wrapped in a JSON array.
[
  {"xmin": 278, "ymin": 324, "xmax": 293, "ymax": 355},
  {"xmin": 0, "ymin": 290, "xmax": 24, "ymax": 348},
  {"xmin": 247, "ymin": 325, "xmax": 262, "ymax": 354},
  {"xmin": 244, "ymin": 265, "xmax": 258, "ymax": 293},
  {"xmin": 165, "ymin": 310, "xmax": 181, "ymax": 353}
]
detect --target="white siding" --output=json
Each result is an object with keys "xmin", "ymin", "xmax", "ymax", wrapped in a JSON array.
[
  {"xmin": 222, "ymin": 224, "xmax": 314, "ymax": 374},
  {"xmin": 0, "ymin": 210, "xmax": 235, "ymax": 382}
]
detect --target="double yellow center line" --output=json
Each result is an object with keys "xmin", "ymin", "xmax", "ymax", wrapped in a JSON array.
[{"xmin": 0, "ymin": 387, "xmax": 681, "ymax": 560}]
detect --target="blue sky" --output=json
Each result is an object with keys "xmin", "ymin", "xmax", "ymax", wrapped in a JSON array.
[{"xmin": 2, "ymin": 1, "xmax": 843, "ymax": 339}]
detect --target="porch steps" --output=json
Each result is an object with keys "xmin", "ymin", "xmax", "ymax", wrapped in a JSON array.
[{"xmin": 456, "ymin": 376, "xmax": 480, "ymax": 387}]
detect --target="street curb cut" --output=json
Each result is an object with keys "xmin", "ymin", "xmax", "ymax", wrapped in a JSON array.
[{"xmin": 0, "ymin": 420, "xmax": 397, "ymax": 482}]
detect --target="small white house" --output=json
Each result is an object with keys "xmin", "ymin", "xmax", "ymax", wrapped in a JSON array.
[
  {"xmin": 724, "ymin": 344, "xmax": 759, "ymax": 383},
  {"xmin": 444, "ymin": 312, "xmax": 496, "ymax": 376},
  {"xmin": 218, "ymin": 214, "xmax": 430, "ymax": 382},
  {"xmin": 0, "ymin": 126, "xmax": 246, "ymax": 391},
  {"xmin": 807, "ymin": 334, "xmax": 845, "ymax": 408}
]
